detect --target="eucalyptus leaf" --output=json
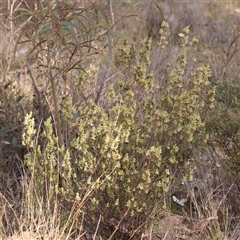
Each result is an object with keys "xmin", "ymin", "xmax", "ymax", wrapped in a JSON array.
[
  {"xmin": 59, "ymin": 21, "xmax": 79, "ymax": 29},
  {"xmin": 33, "ymin": 23, "xmax": 53, "ymax": 38},
  {"xmin": 152, "ymin": 0, "xmax": 165, "ymax": 20},
  {"xmin": 12, "ymin": 136, "xmax": 18, "ymax": 147},
  {"xmin": 61, "ymin": 24, "xmax": 80, "ymax": 47},
  {"xmin": 110, "ymin": 31, "xmax": 135, "ymax": 45}
]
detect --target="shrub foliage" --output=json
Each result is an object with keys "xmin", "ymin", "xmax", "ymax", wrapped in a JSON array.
[{"xmin": 22, "ymin": 20, "xmax": 215, "ymax": 238}]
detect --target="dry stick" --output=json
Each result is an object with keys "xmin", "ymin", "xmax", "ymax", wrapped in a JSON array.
[
  {"xmin": 226, "ymin": 32, "xmax": 240, "ymax": 63},
  {"xmin": 47, "ymin": 42, "xmax": 64, "ymax": 189},
  {"xmin": 47, "ymin": 43, "xmax": 63, "ymax": 149},
  {"xmin": 196, "ymin": 216, "xmax": 218, "ymax": 232},
  {"xmin": 109, "ymin": 0, "xmax": 115, "ymax": 60},
  {"xmin": 6, "ymin": 0, "xmax": 17, "ymax": 72},
  {"xmin": 93, "ymin": 215, "xmax": 101, "ymax": 240},
  {"xmin": 0, "ymin": 109, "xmax": 7, "ymax": 117},
  {"xmin": 108, "ymin": 208, "xmax": 130, "ymax": 240},
  {"xmin": 129, "ymin": 222, "xmax": 145, "ymax": 240}
]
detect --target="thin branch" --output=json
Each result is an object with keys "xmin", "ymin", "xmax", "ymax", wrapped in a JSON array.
[{"xmin": 93, "ymin": 215, "xmax": 101, "ymax": 240}]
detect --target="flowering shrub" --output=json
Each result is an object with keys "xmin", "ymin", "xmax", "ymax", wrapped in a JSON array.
[{"xmin": 22, "ymin": 22, "xmax": 215, "ymax": 238}]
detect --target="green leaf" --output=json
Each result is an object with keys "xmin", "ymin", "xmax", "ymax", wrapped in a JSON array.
[
  {"xmin": 12, "ymin": 136, "xmax": 18, "ymax": 147},
  {"xmin": 110, "ymin": 31, "xmax": 135, "ymax": 45},
  {"xmin": 151, "ymin": 0, "xmax": 165, "ymax": 21},
  {"xmin": 88, "ymin": 30, "xmax": 93, "ymax": 53},
  {"xmin": 95, "ymin": 22, "xmax": 110, "ymax": 31},
  {"xmin": 8, "ymin": 93, "xmax": 14, "ymax": 104},
  {"xmin": 16, "ymin": 95, "xmax": 23, "ymax": 103},
  {"xmin": 12, "ymin": 7, "xmax": 33, "ymax": 16},
  {"xmin": 59, "ymin": 21, "xmax": 79, "ymax": 29},
  {"xmin": 132, "ymin": 2, "xmax": 141, "ymax": 9},
  {"xmin": 75, "ymin": 15, "xmax": 89, "ymax": 32},
  {"xmin": 32, "ymin": 23, "xmax": 53, "ymax": 38},
  {"xmin": 95, "ymin": 4, "xmax": 109, "ymax": 23},
  {"xmin": 62, "ymin": 25, "xmax": 80, "ymax": 47},
  {"xmin": 64, "ymin": 59, "xmax": 84, "ymax": 72},
  {"xmin": 124, "ymin": 14, "xmax": 138, "ymax": 19}
]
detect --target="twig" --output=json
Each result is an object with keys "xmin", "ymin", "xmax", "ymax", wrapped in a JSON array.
[
  {"xmin": 0, "ymin": 109, "xmax": 7, "ymax": 117},
  {"xmin": 93, "ymin": 215, "xmax": 101, "ymax": 240},
  {"xmin": 196, "ymin": 216, "xmax": 218, "ymax": 232},
  {"xmin": 108, "ymin": 208, "xmax": 130, "ymax": 240}
]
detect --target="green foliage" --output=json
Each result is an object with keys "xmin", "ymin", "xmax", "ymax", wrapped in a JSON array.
[
  {"xmin": 0, "ymin": 79, "xmax": 26, "ymax": 167},
  {"xmin": 22, "ymin": 21, "xmax": 215, "ymax": 238},
  {"xmin": 14, "ymin": 0, "xmax": 138, "ymax": 153}
]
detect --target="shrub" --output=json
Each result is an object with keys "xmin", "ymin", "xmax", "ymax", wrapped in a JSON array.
[
  {"xmin": 0, "ymin": 79, "xmax": 26, "ymax": 165},
  {"xmin": 22, "ymin": 20, "xmax": 215, "ymax": 239},
  {"xmin": 0, "ymin": 78, "xmax": 29, "ymax": 235}
]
